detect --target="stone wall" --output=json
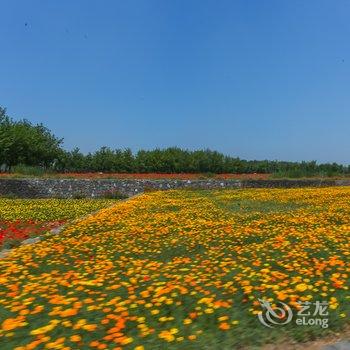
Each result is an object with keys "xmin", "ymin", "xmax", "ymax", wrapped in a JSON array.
[{"xmin": 0, "ymin": 178, "xmax": 350, "ymax": 198}]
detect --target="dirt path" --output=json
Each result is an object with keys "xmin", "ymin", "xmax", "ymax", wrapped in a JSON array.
[{"xmin": 260, "ymin": 326, "xmax": 350, "ymax": 350}]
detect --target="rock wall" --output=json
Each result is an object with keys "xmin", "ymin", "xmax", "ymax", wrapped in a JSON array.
[{"xmin": 1, "ymin": 178, "xmax": 350, "ymax": 198}]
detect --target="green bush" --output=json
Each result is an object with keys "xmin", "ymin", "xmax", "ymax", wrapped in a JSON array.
[{"xmin": 11, "ymin": 164, "xmax": 47, "ymax": 176}]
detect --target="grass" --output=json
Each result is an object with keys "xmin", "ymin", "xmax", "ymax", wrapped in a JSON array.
[
  {"xmin": 0, "ymin": 188, "xmax": 349, "ymax": 349},
  {"xmin": 202, "ymin": 190, "xmax": 307, "ymax": 214}
]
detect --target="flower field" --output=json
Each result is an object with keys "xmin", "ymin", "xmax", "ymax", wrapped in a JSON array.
[
  {"xmin": 0, "ymin": 188, "xmax": 349, "ymax": 349},
  {"xmin": 0, "ymin": 199, "xmax": 116, "ymax": 249}
]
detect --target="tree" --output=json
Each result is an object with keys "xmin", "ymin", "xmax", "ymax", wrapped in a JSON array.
[
  {"xmin": 0, "ymin": 107, "xmax": 63, "ymax": 170},
  {"xmin": 0, "ymin": 107, "xmax": 12, "ymax": 170}
]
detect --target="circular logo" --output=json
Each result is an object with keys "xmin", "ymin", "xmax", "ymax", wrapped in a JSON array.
[{"xmin": 257, "ymin": 298, "xmax": 293, "ymax": 328}]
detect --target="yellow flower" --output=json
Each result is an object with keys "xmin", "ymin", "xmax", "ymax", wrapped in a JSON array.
[
  {"xmin": 121, "ymin": 337, "xmax": 134, "ymax": 345},
  {"xmin": 30, "ymin": 323, "xmax": 56, "ymax": 335},
  {"xmin": 295, "ymin": 283, "xmax": 308, "ymax": 292},
  {"xmin": 218, "ymin": 316, "xmax": 229, "ymax": 321},
  {"xmin": 158, "ymin": 331, "xmax": 175, "ymax": 342},
  {"xmin": 204, "ymin": 308, "xmax": 214, "ymax": 314}
]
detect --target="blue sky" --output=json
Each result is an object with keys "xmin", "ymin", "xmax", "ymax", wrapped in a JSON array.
[{"xmin": 1, "ymin": 0, "xmax": 349, "ymax": 164}]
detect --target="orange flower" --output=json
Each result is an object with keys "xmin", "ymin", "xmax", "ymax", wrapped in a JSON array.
[
  {"xmin": 60, "ymin": 308, "xmax": 78, "ymax": 317},
  {"xmin": 89, "ymin": 341, "xmax": 100, "ymax": 347},
  {"xmin": 218, "ymin": 322, "xmax": 230, "ymax": 330},
  {"xmin": 70, "ymin": 335, "xmax": 82, "ymax": 342},
  {"xmin": 1, "ymin": 318, "xmax": 21, "ymax": 331}
]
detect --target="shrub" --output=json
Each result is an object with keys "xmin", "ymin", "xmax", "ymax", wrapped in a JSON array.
[{"xmin": 11, "ymin": 164, "xmax": 46, "ymax": 176}]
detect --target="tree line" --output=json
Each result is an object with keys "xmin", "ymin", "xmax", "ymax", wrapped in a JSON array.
[{"xmin": 1, "ymin": 106, "xmax": 349, "ymax": 176}]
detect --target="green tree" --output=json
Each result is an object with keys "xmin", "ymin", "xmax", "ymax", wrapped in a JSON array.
[{"xmin": 0, "ymin": 107, "xmax": 63, "ymax": 170}]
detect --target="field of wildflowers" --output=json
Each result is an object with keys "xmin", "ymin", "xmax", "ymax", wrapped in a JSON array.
[
  {"xmin": 0, "ymin": 199, "xmax": 116, "ymax": 249},
  {"xmin": 0, "ymin": 188, "xmax": 349, "ymax": 349}
]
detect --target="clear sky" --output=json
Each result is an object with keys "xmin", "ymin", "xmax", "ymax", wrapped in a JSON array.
[{"xmin": 1, "ymin": 0, "xmax": 349, "ymax": 164}]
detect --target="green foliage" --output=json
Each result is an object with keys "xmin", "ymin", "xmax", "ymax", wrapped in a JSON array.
[
  {"xmin": 1, "ymin": 236, "xmax": 23, "ymax": 249},
  {"xmin": 1, "ymin": 105, "xmax": 350, "ymax": 177},
  {"xmin": 57, "ymin": 148, "xmax": 350, "ymax": 177},
  {"xmin": 271, "ymin": 161, "xmax": 348, "ymax": 178},
  {"xmin": 11, "ymin": 164, "xmax": 49, "ymax": 176},
  {"xmin": 0, "ymin": 107, "xmax": 62, "ymax": 170}
]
